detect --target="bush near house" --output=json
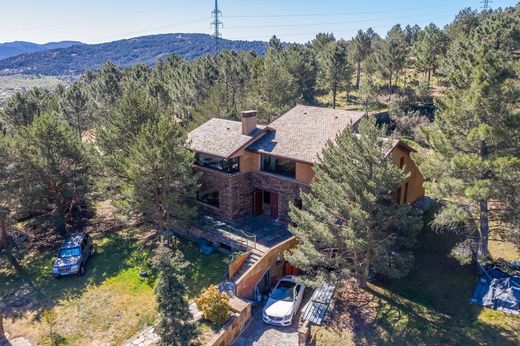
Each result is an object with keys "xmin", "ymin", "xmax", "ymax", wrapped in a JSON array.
[{"xmin": 196, "ymin": 285, "xmax": 232, "ymax": 325}]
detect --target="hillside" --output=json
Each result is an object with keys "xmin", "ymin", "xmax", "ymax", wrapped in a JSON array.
[
  {"xmin": 0, "ymin": 41, "xmax": 82, "ymax": 61},
  {"xmin": 0, "ymin": 33, "xmax": 267, "ymax": 76}
]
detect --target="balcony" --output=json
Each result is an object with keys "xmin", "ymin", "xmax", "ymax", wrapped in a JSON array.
[
  {"xmin": 260, "ymin": 154, "xmax": 296, "ymax": 179},
  {"xmin": 195, "ymin": 153, "xmax": 239, "ymax": 174}
]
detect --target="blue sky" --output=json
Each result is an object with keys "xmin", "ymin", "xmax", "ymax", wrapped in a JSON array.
[{"xmin": 0, "ymin": 0, "xmax": 517, "ymax": 44}]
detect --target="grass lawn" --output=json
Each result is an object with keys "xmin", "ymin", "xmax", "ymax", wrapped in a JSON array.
[
  {"xmin": 1, "ymin": 225, "xmax": 229, "ymax": 345},
  {"xmin": 310, "ymin": 209, "xmax": 520, "ymax": 346}
]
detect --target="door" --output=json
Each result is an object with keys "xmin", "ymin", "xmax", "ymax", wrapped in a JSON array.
[
  {"xmin": 253, "ymin": 190, "xmax": 262, "ymax": 216},
  {"xmin": 270, "ymin": 192, "xmax": 279, "ymax": 219}
]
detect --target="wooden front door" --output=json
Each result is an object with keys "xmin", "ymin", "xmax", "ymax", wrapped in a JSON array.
[
  {"xmin": 253, "ymin": 190, "xmax": 262, "ymax": 216},
  {"xmin": 270, "ymin": 192, "xmax": 279, "ymax": 219}
]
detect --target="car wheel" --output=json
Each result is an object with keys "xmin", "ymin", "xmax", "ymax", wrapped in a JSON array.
[{"xmin": 78, "ymin": 265, "xmax": 85, "ymax": 276}]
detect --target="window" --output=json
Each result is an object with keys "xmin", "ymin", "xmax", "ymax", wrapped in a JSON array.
[
  {"xmin": 399, "ymin": 157, "xmax": 405, "ymax": 169},
  {"xmin": 261, "ymin": 155, "xmax": 296, "ymax": 178},
  {"xmin": 197, "ymin": 190, "xmax": 219, "ymax": 208},
  {"xmin": 196, "ymin": 153, "xmax": 239, "ymax": 173}
]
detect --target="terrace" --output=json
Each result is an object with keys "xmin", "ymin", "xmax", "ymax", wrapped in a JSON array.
[{"xmin": 198, "ymin": 215, "xmax": 293, "ymax": 253}]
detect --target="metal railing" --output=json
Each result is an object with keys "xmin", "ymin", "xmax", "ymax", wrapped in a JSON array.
[{"xmin": 205, "ymin": 217, "xmax": 257, "ymax": 250}]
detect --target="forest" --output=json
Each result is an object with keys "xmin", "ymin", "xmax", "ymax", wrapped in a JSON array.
[
  {"xmin": 1, "ymin": 5, "xmax": 519, "ymax": 264},
  {"xmin": 0, "ymin": 4, "xmax": 519, "ymax": 345}
]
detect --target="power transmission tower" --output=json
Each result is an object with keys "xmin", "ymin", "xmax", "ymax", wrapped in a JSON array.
[
  {"xmin": 480, "ymin": 0, "xmax": 492, "ymax": 10},
  {"xmin": 211, "ymin": 0, "xmax": 223, "ymax": 53}
]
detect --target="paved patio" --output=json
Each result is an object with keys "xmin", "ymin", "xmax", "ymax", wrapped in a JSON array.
[{"xmin": 200, "ymin": 215, "xmax": 293, "ymax": 251}]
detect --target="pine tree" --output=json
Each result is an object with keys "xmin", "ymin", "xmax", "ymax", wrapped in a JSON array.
[
  {"xmin": 287, "ymin": 118, "xmax": 422, "ymax": 288},
  {"xmin": 268, "ymin": 35, "xmax": 283, "ymax": 52},
  {"xmin": 284, "ymin": 44, "xmax": 318, "ymax": 104},
  {"xmin": 311, "ymin": 33, "xmax": 336, "ymax": 55},
  {"xmin": 121, "ymin": 114, "xmax": 199, "ymax": 231},
  {"xmin": 375, "ymin": 25, "xmax": 407, "ymax": 91},
  {"xmin": 254, "ymin": 50, "xmax": 298, "ymax": 122},
  {"xmin": 154, "ymin": 245, "xmax": 197, "ymax": 346},
  {"xmin": 96, "ymin": 83, "xmax": 159, "ymax": 178},
  {"xmin": 419, "ymin": 47, "xmax": 520, "ymax": 260},
  {"xmin": 10, "ymin": 114, "xmax": 92, "ymax": 234},
  {"xmin": 0, "ymin": 88, "xmax": 51, "ymax": 130},
  {"xmin": 413, "ymin": 23, "xmax": 447, "ymax": 87},
  {"xmin": 0, "ymin": 135, "xmax": 14, "ymax": 248},
  {"xmin": 358, "ymin": 74, "xmax": 378, "ymax": 114},
  {"xmin": 58, "ymin": 83, "xmax": 91, "ymax": 139},
  {"xmin": 351, "ymin": 28, "xmax": 375, "ymax": 89},
  {"xmin": 320, "ymin": 41, "xmax": 353, "ymax": 109}
]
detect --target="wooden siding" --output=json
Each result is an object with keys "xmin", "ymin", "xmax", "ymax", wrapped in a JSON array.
[
  {"xmin": 296, "ymin": 162, "xmax": 315, "ymax": 183},
  {"xmin": 391, "ymin": 145, "xmax": 425, "ymax": 204},
  {"xmin": 239, "ymin": 152, "xmax": 259, "ymax": 173}
]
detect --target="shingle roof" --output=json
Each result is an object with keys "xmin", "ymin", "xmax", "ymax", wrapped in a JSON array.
[
  {"xmin": 248, "ymin": 105, "xmax": 365, "ymax": 163},
  {"xmin": 187, "ymin": 118, "xmax": 265, "ymax": 158}
]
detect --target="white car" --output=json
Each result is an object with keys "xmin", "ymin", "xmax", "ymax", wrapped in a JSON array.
[{"xmin": 262, "ymin": 276, "xmax": 305, "ymax": 326}]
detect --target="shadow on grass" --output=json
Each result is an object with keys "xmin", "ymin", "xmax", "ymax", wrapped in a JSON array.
[
  {"xmin": 0, "ymin": 230, "xmax": 138, "ymax": 320},
  {"xmin": 348, "ymin": 218, "xmax": 519, "ymax": 345}
]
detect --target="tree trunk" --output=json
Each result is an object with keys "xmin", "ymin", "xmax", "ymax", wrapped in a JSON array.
[
  {"xmin": 358, "ymin": 251, "xmax": 373, "ymax": 288},
  {"xmin": 478, "ymin": 141, "xmax": 490, "ymax": 260},
  {"xmin": 5, "ymin": 250, "xmax": 25, "ymax": 276},
  {"xmin": 478, "ymin": 199, "xmax": 490, "ymax": 259},
  {"xmin": 0, "ymin": 218, "xmax": 9, "ymax": 249},
  {"xmin": 356, "ymin": 60, "xmax": 361, "ymax": 89},
  {"xmin": 0, "ymin": 308, "xmax": 5, "ymax": 340},
  {"xmin": 332, "ymin": 84, "xmax": 337, "ymax": 109},
  {"xmin": 427, "ymin": 68, "xmax": 431, "ymax": 88},
  {"xmin": 388, "ymin": 72, "xmax": 393, "ymax": 94}
]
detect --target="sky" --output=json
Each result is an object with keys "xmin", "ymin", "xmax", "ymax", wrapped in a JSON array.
[{"xmin": 0, "ymin": 0, "xmax": 518, "ymax": 44}]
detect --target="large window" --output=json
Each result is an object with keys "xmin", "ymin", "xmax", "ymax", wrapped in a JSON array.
[
  {"xmin": 197, "ymin": 190, "xmax": 219, "ymax": 208},
  {"xmin": 261, "ymin": 155, "xmax": 296, "ymax": 178},
  {"xmin": 196, "ymin": 153, "xmax": 239, "ymax": 173}
]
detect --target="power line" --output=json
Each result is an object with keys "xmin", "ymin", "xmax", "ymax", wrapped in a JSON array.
[
  {"xmin": 87, "ymin": 18, "xmax": 210, "ymax": 43},
  {"xmin": 481, "ymin": 0, "xmax": 492, "ymax": 10},
  {"xmin": 0, "ymin": 0, "xmax": 209, "ymax": 36},
  {"xmin": 226, "ymin": 14, "xmax": 449, "ymax": 41},
  {"xmin": 211, "ymin": 0, "xmax": 223, "ymax": 52},
  {"xmin": 224, "ymin": 2, "xmax": 459, "ymax": 19}
]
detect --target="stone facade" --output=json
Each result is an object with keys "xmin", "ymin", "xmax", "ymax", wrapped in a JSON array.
[
  {"xmin": 195, "ymin": 165, "xmax": 310, "ymax": 225},
  {"xmin": 249, "ymin": 171, "xmax": 310, "ymax": 225}
]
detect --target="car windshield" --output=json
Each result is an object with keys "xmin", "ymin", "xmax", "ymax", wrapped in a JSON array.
[
  {"xmin": 59, "ymin": 247, "xmax": 81, "ymax": 258},
  {"xmin": 270, "ymin": 281, "xmax": 296, "ymax": 302}
]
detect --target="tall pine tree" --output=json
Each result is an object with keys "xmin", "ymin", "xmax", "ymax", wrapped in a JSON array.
[
  {"xmin": 154, "ymin": 245, "xmax": 197, "ymax": 346},
  {"xmin": 419, "ymin": 47, "xmax": 520, "ymax": 260},
  {"xmin": 11, "ymin": 114, "xmax": 92, "ymax": 234},
  {"xmin": 121, "ymin": 114, "xmax": 199, "ymax": 231},
  {"xmin": 287, "ymin": 118, "xmax": 422, "ymax": 288}
]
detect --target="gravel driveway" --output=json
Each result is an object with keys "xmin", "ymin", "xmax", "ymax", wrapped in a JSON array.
[{"xmin": 232, "ymin": 307, "xmax": 299, "ymax": 346}]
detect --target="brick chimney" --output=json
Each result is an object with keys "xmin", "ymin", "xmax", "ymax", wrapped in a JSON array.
[{"xmin": 241, "ymin": 110, "xmax": 257, "ymax": 135}]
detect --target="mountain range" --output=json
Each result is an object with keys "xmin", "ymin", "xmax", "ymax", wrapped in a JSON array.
[
  {"xmin": 0, "ymin": 34, "xmax": 267, "ymax": 76},
  {"xmin": 0, "ymin": 41, "xmax": 83, "ymax": 61}
]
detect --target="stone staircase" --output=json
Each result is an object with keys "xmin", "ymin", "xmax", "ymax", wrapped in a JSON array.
[{"xmin": 230, "ymin": 248, "xmax": 264, "ymax": 282}]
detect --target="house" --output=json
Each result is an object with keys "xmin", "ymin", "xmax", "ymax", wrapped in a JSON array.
[{"xmin": 188, "ymin": 105, "xmax": 425, "ymax": 226}]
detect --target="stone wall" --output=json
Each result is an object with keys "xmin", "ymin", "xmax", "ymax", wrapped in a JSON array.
[
  {"xmin": 228, "ymin": 252, "xmax": 250, "ymax": 280},
  {"xmin": 235, "ymin": 237, "xmax": 299, "ymax": 299},
  {"xmin": 195, "ymin": 166, "xmax": 255, "ymax": 221},
  {"xmin": 195, "ymin": 166, "xmax": 310, "ymax": 225},
  {"xmin": 249, "ymin": 172, "xmax": 310, "ymax": 225},
  {"xmin": 207, "ymin": 297, "xmax": 252, "ymax": 346}
]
